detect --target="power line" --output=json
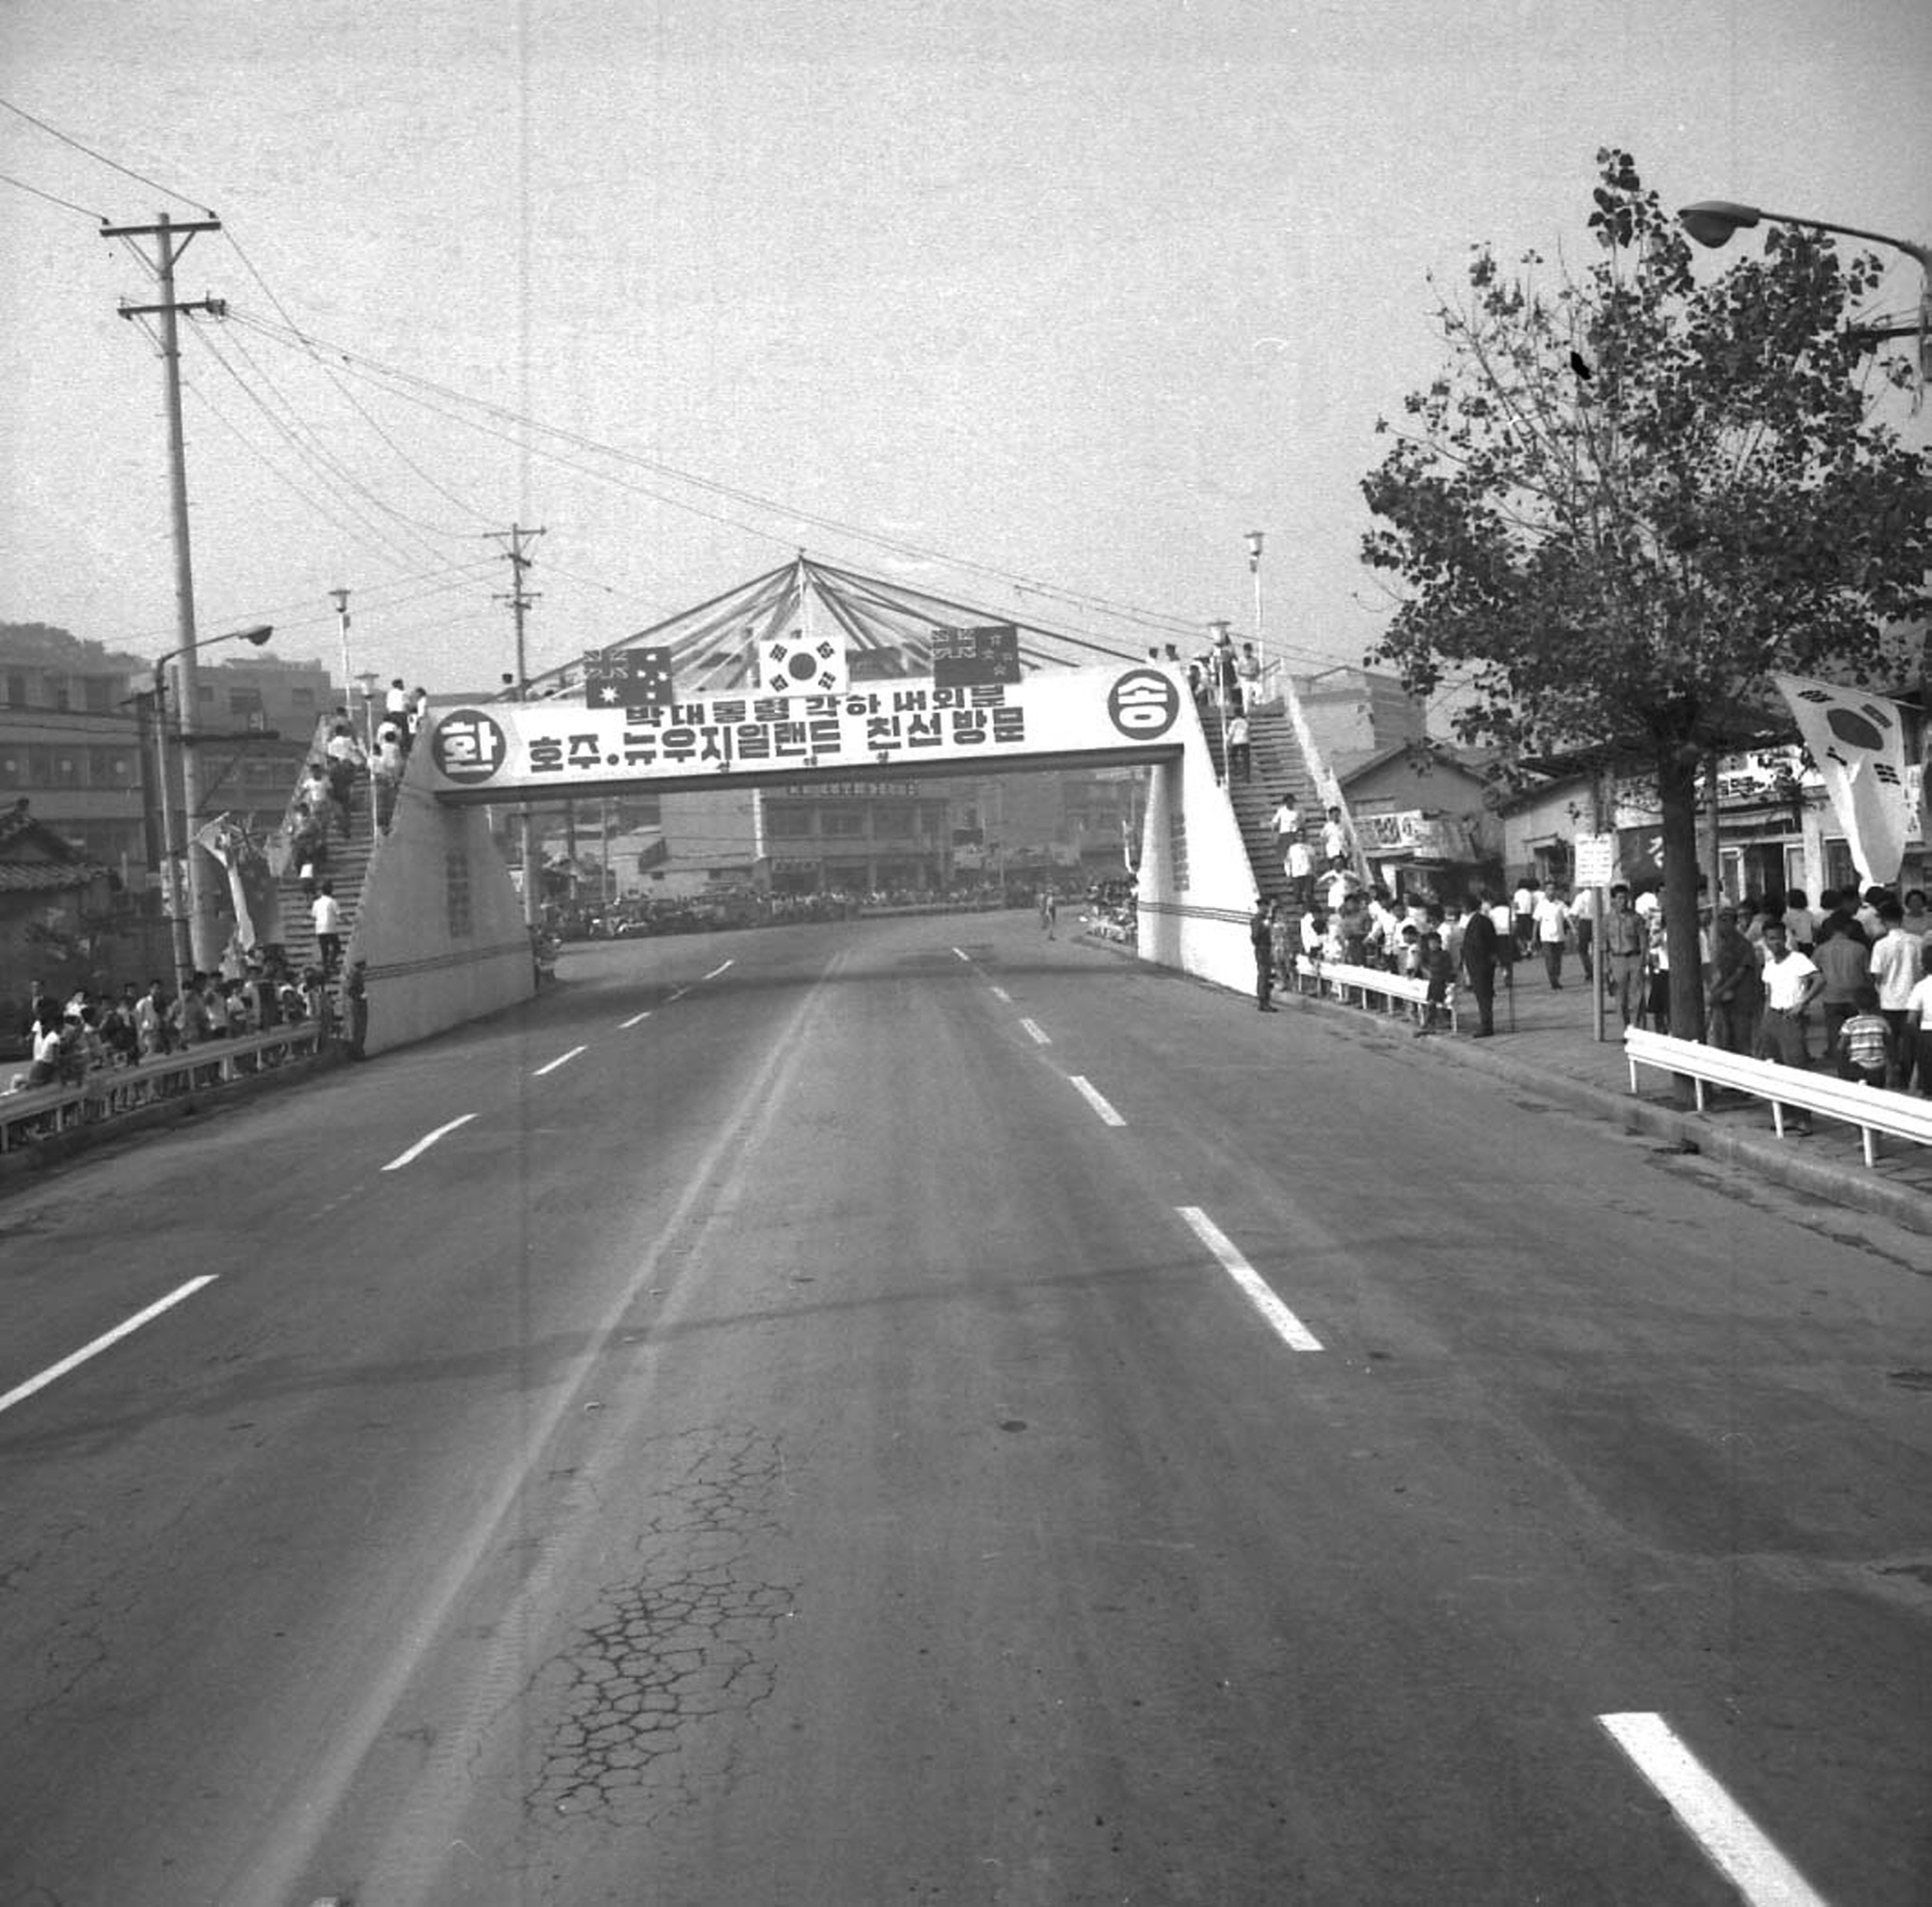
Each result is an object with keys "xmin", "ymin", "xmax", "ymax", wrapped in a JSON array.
[
  {"xmin": 221, "ymin": 229, "xmax": 497, "ymax": 530},
  {"xmin": 0, "ymin": 168, "xmax": 104, "ymax": 221},
  {"xmin": 222, "ymin": 306, "xmax": 1223, "ymax": 640},
  {"xmin": 0, "ymin": 96, "xmax": 211, "ymax": 213}
]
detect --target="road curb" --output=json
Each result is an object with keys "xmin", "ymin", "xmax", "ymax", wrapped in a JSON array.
[{"xmin": 1287, "ymin": 987, "xmax": 1932, "ymax": 1239}]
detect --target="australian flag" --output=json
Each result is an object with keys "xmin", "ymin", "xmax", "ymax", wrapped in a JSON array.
[{"xmin": 584, "ymin": 644, "xmax": 675, "ymax": 709}]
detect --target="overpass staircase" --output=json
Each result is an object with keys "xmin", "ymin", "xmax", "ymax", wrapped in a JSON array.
[
  {"xmin": 271, "ymin": 726, "xmax": 381, "ymax": 974},
  {"xmin": 1196, "ymin": 699, "xmax": 1321, "ymax": 912}
]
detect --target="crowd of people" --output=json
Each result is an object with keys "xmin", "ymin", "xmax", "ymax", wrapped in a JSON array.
[
  {"xmin": 1248, "ymin": 868, "xmax": 1932, "ymax": 1096},
  {"xmin": 9, "ymin": 955, "xmax": 367, "ymax": 1101}
]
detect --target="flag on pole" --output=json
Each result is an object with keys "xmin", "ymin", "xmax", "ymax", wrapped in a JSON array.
[
  {"xmin": 1771, "ymin": 671, "xmax": 1913, "ymax": 885},
  {"xmin": 196, "ymin": 816, "xmax": 285, "ymax": 953}
]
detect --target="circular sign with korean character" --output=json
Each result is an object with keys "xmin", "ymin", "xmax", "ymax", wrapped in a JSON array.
[
  {"xmin": 430, "ymin": 708, "xmax": 509, "ymax": 786},
  {"xmin": 1106, "ymin": 668, "xmax": 1181, "ymax": 740}
]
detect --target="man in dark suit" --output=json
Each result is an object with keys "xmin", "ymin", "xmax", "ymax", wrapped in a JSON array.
[
  {"xmin": 1251, "ymin": 899, "xmax": 1278, "ymax": 1010},
  {"xmin": 1459, "ymin": 892, "xmax": 1501, "ymax": 1037}
]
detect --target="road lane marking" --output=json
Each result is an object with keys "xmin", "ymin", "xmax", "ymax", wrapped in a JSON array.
[
  {"xmin": 382, "ymin": 1114, "xmax": 477, "ymax": 1171},
  {"xmin": 952, "ymin": 946, "xmax": 971, "ymax": 961},
  {"xmin": 1068, "ymin": 1075, "xmax": 1125, "ymax": 1126},
  {"xmin": 1176, "ymin": 1207, "xmax": 1323, "ymax": 1352},
  {"xmin": 702, "ymin": 959, "xmax": 734, "ymax": 980},
  {"xmin": 668, "ymin": 986, "xmax": 691, "ymax": 1001},
  {"xmin": 0, "ymin": 1277, "xmax": 218, "ymax": 1418},
  {"xmin": 1597, "ymin": 1713, "xmax": 1828, "ymax": 1907},
  {"xmin": 532, "ymin": 1045, "xmax": 587, "ymax": 1077},
  {"xmin": 619, "ymin": 1010, "xmax": 653, "ymax": 1028},
  {"xmin": 989, "ymin": 985, "xmax": 1012, "ymax": 1004},
  {"xmin": 1019, "ymin": 1017, "xmax": 1052, "ymax": 1045}
]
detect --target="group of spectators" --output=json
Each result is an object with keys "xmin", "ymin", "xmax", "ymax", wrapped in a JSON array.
[
  {"xmin": 1250, "ymin": 864, "xmax": 1932, "ymax": 1097},
  {"xmin": 9, "ymin": 956, "xmax": 366, "ymax": 1099}
]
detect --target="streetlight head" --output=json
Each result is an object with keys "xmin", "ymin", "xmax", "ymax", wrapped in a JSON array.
[
  {"xmin": 235, "ymin": 624, "xmax": 273, "ymax": 647},
  {"xmin": 1246, "ymin": 528, "xmax": 1265, "ymax": 559},
  {"xmin": 1678, "ymin": 201, "xmax": 1762, "ymax": 249}
]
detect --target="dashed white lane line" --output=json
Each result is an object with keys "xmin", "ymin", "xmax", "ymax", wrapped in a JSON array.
[
  {"xmin": 1019, "ymin": 1017, "xmax": 1052, "ymax": 1045},
  {"xmin": 952, "ymin": 946, "xmax": 972, "ymax": 961},
  {"xmin": 532, "ymin": 1045, "xmax": 587, "ymax": 1077},
  {"xmin": 382, "ymin": 1114, "xmax": 477, "ymax": 1171},
  {"xmin": 1598, "ymin": 1714, "xmax": 1828, "ymax": 1907},
  {"xmin": 620, "ymin": 1010, "xmax": 653, "ymax": 1029},
  {"xmin": 989, "ymin": 985, "xmax": 1012, "ymax": 1004},
  {"xmin": 1176, "ymin": 1207, "xmax": 1323, "ymax": 1352},
  {"xmin": 702, "ymin": 959, "xmax": 734, "ymax": 980},
  {"xmin": 1068, "ymin": 1074, "xmax": 1126, "ymax": 1127},
  {"xmin": 0, "ymin": 1276, "xmax": 218, "ymax": 1417},
  {"xmin": 668, "ymin": 987, "xmax": 691, "ymax": 1002}
]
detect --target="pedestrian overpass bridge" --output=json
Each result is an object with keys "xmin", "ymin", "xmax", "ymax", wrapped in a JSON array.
[{"xmin": 337, "ymin": 558, "xmax": 1308, "ymax": 1052}]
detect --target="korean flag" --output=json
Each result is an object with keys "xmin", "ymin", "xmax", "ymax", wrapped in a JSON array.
[
  {"xmin": 1773, "ymin": 671, "xmax": 1912, "ymax": 885},
  {"xmin": 762, "ymin": 629, "xmax": 848, "ymax": 695}
]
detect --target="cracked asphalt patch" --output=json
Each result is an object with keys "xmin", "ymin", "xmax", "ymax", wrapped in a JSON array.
[{"xmin": 525, "ymin": 1423, "xmax": 795, "ymax": 1826}]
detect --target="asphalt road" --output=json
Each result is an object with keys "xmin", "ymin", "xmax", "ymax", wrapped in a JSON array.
[{"xmin": 1, "ymin": 912, "xmax": 1927, "ymax": 1906}]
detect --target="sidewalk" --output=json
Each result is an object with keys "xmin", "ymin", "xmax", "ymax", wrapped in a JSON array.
[{"xmin": 1283, "ymin": 951, "xmax": 1932, "ymax": 1238}]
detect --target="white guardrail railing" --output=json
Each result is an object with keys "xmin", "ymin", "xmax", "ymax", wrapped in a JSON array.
[
  {"xmin": 1624, "ymin": 1026, "xmax": 1932, "ymax": 1167},
  {"xmin": 1293, "ymin": 954, "xmax": 1460, "ymax": 1033},
  {"xmin": 0, "ymin": 1023, "xmax": 325, "ymax": 1155}
]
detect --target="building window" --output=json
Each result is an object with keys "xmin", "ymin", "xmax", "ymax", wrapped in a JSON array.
[
  {"xmin": 45, "ymin": 673, "xmax": 71, "ymax": 710},
  {"xmin": 228, "ymin": 687, "xmax": 265, "ymax": 717},
  {"xmin": 83, "ymin": 675, "xmax": 115, "ymax": 713},
  {"xmin": 765, "ymin": 805, "xmax": 812, "ymax": 837},
  {"xmin": 88, "ymin": 748, "xmax": 136, "ymax": 787},
  {"xmin": 0, "ymin": 753, "xmax": 21, "ymax": 788},
  {"xmin": 821, "ymin": 808, "xmax": 866, "ymax": 837},
  {"xmin": 446, "ymin": 849, "xmax": 473, "ymax": 937},
  {"xmin": 3, "ymin": 673, "xmax": 26, "ymax": 709},
  {"xmin": 291, "ymin": 687, "xmax": 316, "ymax": 710}
]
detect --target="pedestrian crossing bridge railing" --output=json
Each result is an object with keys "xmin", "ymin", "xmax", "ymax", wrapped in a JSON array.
[
  {"xmin": 1293, "ymin": 954, "xmax": 1459, "ymax": 1034},
  {"xmin": 0, "ymin": 1023, "xmax": 326, "ymax": 1156},
  {"xmin": 1623, "ymin": 1027, "xmax": 1932, "ymax": 1167}
]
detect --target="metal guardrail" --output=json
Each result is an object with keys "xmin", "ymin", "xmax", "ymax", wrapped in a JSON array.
[
  {"xmin": 0, "ymin": 1023, "xmax": 325, "ymax": 1155},
  {"xmin": 1623, "ymin": 1026, "xmax": 1932, "ymax": 1166},
  {"xmin": 1293, "ymin": 954, "xmax": 1459, "ymax": 1032}
]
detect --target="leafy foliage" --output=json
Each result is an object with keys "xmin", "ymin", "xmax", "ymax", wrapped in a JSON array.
[{"xmin": 1361, "ymin": 149, "xmax": 1929, "ymax": 768}]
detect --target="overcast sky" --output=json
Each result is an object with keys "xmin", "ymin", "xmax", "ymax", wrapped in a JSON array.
[{"xmin": 2, "ymin": 0, "xmax": 1926, "ymax": 700}]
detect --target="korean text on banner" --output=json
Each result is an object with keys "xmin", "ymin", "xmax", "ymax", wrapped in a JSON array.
[{"xmin": 1771, "ymin": 672, "xmax": 1913, "ymax": 885}]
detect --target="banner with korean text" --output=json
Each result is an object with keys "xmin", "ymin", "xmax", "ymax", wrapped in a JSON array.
[{"xmin": 423, "ymin": 666, "xmax": 1190, "ymax": 801}]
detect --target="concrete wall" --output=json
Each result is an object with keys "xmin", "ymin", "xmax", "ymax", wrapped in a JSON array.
[
  {"xmin": 1135, "ymin": 672, "xmax": 1261, "ymax": 996},
  {"xmin": 348, "ymin": 753, "xmax": 535, "ymax": 1056}
]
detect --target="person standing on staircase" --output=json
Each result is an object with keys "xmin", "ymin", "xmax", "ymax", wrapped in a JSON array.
[
  {"xmin": 1236, "ymin": 642, "xmax": 1261, "ymax": 711},
  {"xmin": 1285, "ymin": 832, "xmax": 1315, "ymax": 909},
  {"xmin": 1271, "ymin": 792, "xmax": 1301, "ymax": 859},
  {"xmin": 312, "ymin": 881, "xmax": 344, "ymax": 977},
  {"xmin": 1226, "ymin": 710, "xmax": 1252, "ymax": 783},
  {"xmin": 1251, "ymin": 899, "xmax": 1278, "ymax": 1010}
]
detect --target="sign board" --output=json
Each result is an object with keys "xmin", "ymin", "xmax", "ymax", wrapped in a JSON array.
[
  {"xmin": 1355, "ymin": 809, "xmax": 1476, "ymax": 862},
  {"xmin": 425, "ymin": 665, "xmax": 1188, "ymax": 802},
  {"xmin": 1574, "ymin": 832, "xmax": 1617, "ymax": 887}
]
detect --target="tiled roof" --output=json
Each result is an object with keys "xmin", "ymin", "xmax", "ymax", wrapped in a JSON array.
[{"xmin": 0, "ymin": 862, "xmax": 105, "ymax": 893}]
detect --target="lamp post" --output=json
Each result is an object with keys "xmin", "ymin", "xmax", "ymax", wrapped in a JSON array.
[
  {"xmin": 153, "ymin": 623, "xmax": 272, "ymax": 997},
  {"xmin": 355, "ymin": 669, "xmax": 383, "ymax": 749},
  {"xmin": 1246, "ymin": 529, "xmax": 1266, "ymax": 700},
  {"xmin": 1677, "ymin": 199, "xmax": 1930, "ymax": 384},
  {"xmin": 1680, "ymin": 196, "xmax": 1932, "ymax": 855}
]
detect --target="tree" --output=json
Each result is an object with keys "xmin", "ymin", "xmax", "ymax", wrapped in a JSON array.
[{"xmin": 1360, "ymin": 148, "xmax": 1930, "ymax": 1040}]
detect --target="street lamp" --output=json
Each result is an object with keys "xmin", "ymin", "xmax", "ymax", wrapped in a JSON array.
[
  {"xmin": 1246, "ymin": 529, "xmax": 1267, "ymax": 700},
  {"xmin": 1678, "ymin": 199, "xmax": 1931, "ymax": 384},
  {"xmin": 152, "ymin": 623, "xmax": 272, "ymax": 1000},
  {"xmin": 355, "ymin": 669, "xmax": 383, "ymax": 748}
]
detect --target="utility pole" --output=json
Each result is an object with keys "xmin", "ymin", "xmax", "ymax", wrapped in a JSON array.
[
  {"xmin": 489, "ymin": 524, "xmax": 545, "ymax": 928},
  {"xmin": 104, "ymin": 209, "xmax": 225, "ymax": 974}
]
